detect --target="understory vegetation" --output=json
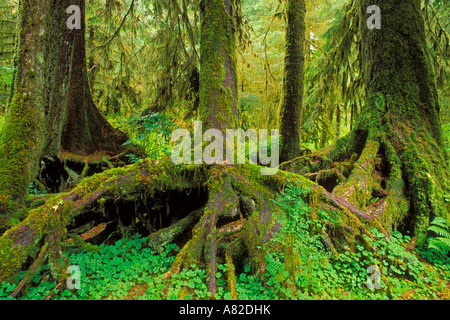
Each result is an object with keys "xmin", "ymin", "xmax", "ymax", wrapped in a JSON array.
[{"xmin": 1, "ymin": 183, "xmax": 449, "ymax": 300}]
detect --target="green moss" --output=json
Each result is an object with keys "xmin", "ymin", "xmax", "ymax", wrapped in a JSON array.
[
  {"xmin": 0, "ymin": 1, "xmax": 47, "ymax": 217},
  {"xmin": 0, "ymin": 158, "xmax": 201, "ymax": 282},
  {"xmin": 199, "ymin": 0, "xmax": 238, "ymax": 133}
]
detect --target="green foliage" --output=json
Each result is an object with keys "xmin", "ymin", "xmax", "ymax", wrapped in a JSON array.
[
  {"xmin": 165, "ymin": 264, "xmax": 211, "ymax": 300},
  {"xmin": 0, "ymin": 66, "xmax": 13, "ymax": 112},
  {"xmin": 263, "ymin": 183, "xmax": 340, "ymax": 299},
  {"xmin": 258, "ymin": 183, "xmax": 450, "ymax": 300},
  {"xmin": 426, "ymin": 217, "xmax": 450, "ymax": 255},
  {"xmin": 0, "ymin": 113, "xmax": 4, "ymax": 133},
  {"xmin": 121, "ymin": 113, "xmax": 177, "ymax": 162},
  {"xmin": 2, "ymin": 222, "xmax": 449, "ymax": 300},
  {"xmin": 28, "ymin": 182, "xmax": 47, "ymax": 196},
  {"xmin": 0, "ymin": 0, "xmax": 16, "ymax": 114},
  {"xmin": 0, "ymin": 234, "xmax": 177, "ymax": 300}
]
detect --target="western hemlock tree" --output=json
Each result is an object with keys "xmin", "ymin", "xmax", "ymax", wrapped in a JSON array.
[
  {"xmin": 279, "ymin": 0, "xmax": 306, "ymax": 162},
  {"xmin": 283, "ymin": 0, "xmax": 449, "ymax": 245}
]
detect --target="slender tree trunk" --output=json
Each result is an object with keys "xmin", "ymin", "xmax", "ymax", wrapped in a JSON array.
[
  {"xmin": 0, "ymin": 0, "xmax": 47, "ymax": 215},
  {"xmin": 199, "ymin": 0, "xmax": 239, "ymax": 133},
  {"xmin": 279, "ymin": 0, "xmax": 306, "ymax": 163}
]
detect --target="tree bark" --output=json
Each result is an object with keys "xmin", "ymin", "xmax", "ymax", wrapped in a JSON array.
[
  {"xmin": 0, "ymin": 0, "xmax": 127, "ymax": 218},
  {"xmin": 60, "ymin": 0, "xmax": 127, "ymax": 155},
  {"xmin": 0, "ymin": 0, "xmax": 48, "ymax": 216},
  {"xmin": 279, "ymin": 0, "xmax": 306, "ymax": 163},
  {"xmin": 355, "ymin": 0, "xmax": 448, "ymax": 244},
  {"xmin": 199, "ymin": 0, "xmax": 239, "ymax": 133},
  {"xmin": 282, "ymin": 0, "xmax": 448, "ymax": 245}
]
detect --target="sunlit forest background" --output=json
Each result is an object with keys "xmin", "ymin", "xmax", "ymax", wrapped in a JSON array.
[{"xmin": 0, "ymin": 0, "xmax": 449, "ymax": 300}]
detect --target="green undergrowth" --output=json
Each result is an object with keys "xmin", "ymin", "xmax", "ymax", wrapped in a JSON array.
[
  {"xmin": 108, "ymin": 112, "xmax": 177, "ymax": 162},
  {"xmin": 0, "ymin": 235, "xmax": 177, "ymax": 300},
  {"xmin": 261, "ymin": 182, "xmax": 450, "ymax": 299},
  {"xmin": 1, "ymin": 184, "xmax": 449, "ymax": 300}
]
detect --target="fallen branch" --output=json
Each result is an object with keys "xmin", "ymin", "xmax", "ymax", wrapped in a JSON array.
[{"xmin": 10, "ymin": 243, "xmax": 48, "ymax": 299}]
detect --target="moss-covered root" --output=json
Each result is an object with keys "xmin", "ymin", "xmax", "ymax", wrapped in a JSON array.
[
  {"xmin": 148, "ymin": 208, "xmax": 204, "ymax": 253},
  {"xmin": 10, "ymin": 243, "xmax": 48, "ymax": 299},
  {"xmin": 0, "ymin": 159, "xmax": 197, "ymax": 283},
  {"xmin": 279, "ymin": 131, "xmax": 359, "ymax": 178},
  {"xmin": 333, "ymin": 138, "xmax": 379, "ymax": 209},
  {"xmin": 168, "ymin": 168, "xmax": 239, "ymax": 297},
  {"xmin": 398, "ymin": 134, "xmax": 449, "ymax": 245},
  {"xmin": 225, "ymin": 240, "xmax": 239, "ymax": 300}
]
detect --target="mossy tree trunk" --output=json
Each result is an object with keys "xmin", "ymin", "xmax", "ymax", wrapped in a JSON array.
[
  {"xmin": 279, "ymin": 0, "xmax": 306, "ymax": 163},
  {"xmin": 0, "ymin": 0, "xmax": 127, "ymax": 220},
  {"xmin": 199, "ymin": 0, "xmax": 239, "ymax": 133},
  {"xmin": 282, "ymin": 0, "xmax": 448, "ymax": 245},
  {"xmin": 0, "ymin": 0, "xmax": 48, "ymax": 217},
  {"xmin": 355, "ymin": 0, "xmax": 448, "ymax": 244}
]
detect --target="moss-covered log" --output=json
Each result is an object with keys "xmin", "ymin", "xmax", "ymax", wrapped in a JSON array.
[{"xmin": 0, "ymin": 157, "xmax": 387, "ymax": 298}]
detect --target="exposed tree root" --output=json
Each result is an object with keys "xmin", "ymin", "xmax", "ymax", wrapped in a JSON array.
[
  {"xmin": 281, "ymin": 121, "xmax": 449, "ymax": 246},
  {"xmin": 1, "ymin": 126, "xmax": 445, "ymax": 298}
]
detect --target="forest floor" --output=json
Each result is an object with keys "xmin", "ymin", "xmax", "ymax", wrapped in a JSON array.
[
  {"xmin": 1, "ymin": 187, "xmax": 449, "ymax": 300},
  {"xmin": 0, "ymin": 114, "xmax": 449, "ymax": 300}
]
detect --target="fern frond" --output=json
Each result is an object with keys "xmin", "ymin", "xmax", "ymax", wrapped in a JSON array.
[
  {"xmin": 427, "ymin": 217, "xmax": 450, "ymax": 254},
  {"xmin": 428, "ymin": 225, "xmax": 450, "ymax": 238},
  {"xmin": 428, "ymin": 238, "xmax": 450, "ymax": 254},
  {"xmin": 430, "ymin": 217, "xmax": 449, "ymax": 229},
  {"xmin": 436, "ymin": 237, "xmax": 450, "ymax": 248}
]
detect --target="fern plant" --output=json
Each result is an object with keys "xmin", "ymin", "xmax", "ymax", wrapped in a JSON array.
[{"xmin": 427, "ymin": 217, "xmax": 450, "ymax": 254}]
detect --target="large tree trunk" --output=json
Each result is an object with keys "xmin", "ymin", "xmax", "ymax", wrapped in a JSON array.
[
  {"xmin": 282, "ymin": 0, "xmax": 448, "ymax": 245},
  {"xmin": 60, "ymin": 0, "xmax": 127, "ymax": 155},
  {"xmin": 354, "ymin": 0, "xmax": 448, "ymax": 244},
  {"xmin": 0, "ymin": 0, "xmax": 127, "ymax": 219},
  {"xmin": 279, "ymin": 0, "xmax": 306, "ymax": 163}
]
